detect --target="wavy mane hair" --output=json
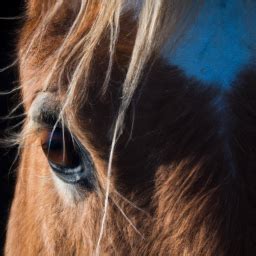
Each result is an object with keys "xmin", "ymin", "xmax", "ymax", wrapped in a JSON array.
[{"xmin": 5, "ymin": 0, "xmax": 255, "ymax": 255}]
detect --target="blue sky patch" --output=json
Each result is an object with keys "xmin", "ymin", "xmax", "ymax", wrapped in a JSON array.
[{"xmin": 163, "ymin": 0, "xmax": 256, "ymax": 89}]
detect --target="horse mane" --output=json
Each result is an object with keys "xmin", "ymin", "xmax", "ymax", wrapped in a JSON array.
[{"xmin": 19, "ymin": 0, "xmax": 193, "ymax": 120}]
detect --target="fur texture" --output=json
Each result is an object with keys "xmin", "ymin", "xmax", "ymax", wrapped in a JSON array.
[{"xmin": 5, "ymin": 0, "xmax": 256, "ymax": 255}]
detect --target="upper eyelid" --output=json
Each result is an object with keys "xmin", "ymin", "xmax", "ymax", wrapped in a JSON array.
[
  {"xmin": 37, "ymin": 110, "xmax": 60, "ymax": 127},
  {"xmin": 31, "ymin": 111, "xmax": 62, "ymax": 135},
  {"xmin": 29, "ymin": 92, "xmax": 61, "ymax": 128},
  {"xmin": 35, "ymin": 124, "xmax": 58, "ymax": 134}
]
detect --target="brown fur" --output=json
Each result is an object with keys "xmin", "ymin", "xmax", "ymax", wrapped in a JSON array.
[{"xmin": 5, "ymin": 1, "xmax": 256, "ymax": 255}]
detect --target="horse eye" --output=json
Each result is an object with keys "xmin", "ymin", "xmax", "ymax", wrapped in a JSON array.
[
  {"xmin": 40, "ymin": 127, "xmax": 79, "ymax": 167},
  {"xmin": 40, "ymin": 127, "xmax": 95, "ymax": 188}
]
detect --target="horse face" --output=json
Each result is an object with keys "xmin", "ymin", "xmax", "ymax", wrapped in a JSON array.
[
  {"xmin": 6, "ymin": 2, "xmax": 154, "ymax": 255},
  {"xmin": 5, "ymin": 0, "xmax": 256, "ymax": 255}
]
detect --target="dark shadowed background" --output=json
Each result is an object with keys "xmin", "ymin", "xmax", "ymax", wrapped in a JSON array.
[{"xmin": 0, "ymin": 1, "xmax": 24, "ymax": 254}]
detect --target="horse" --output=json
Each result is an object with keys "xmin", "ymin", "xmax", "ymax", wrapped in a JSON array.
[{"xmin": 5, "ymin": 0, "xmax": 256, "ymax": 255}]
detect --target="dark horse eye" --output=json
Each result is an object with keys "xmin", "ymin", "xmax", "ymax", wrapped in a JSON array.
[
  {"xmin": 40, "ymin": 127, "xmax": 95, "ymax": 189},
  {"xmin": 41, "ymin": 127, "xmax": 79, "ymax": 167}
]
